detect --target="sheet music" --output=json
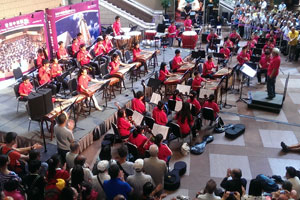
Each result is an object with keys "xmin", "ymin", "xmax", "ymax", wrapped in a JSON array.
[
  {"xmin": 150, "ymin": 92, "xmax": 161, "ymax": 105},
  {"xmin": 175, "ymin": 100, "xmax": 183, "ymax": 112},
  {"xmin": 152, "ymin": 123, "xmax": 169, "ymax": 140},
  {"xmin": 132, "ymin": 111, "xmax": 144, "ymax": 125},
  {"xmin": 176, "ymin": 84, "xmax": 191, "ymax": 95},
  {"xmin": 241, "ymin": 64, "xmax": 257, "ymax": 78},
  {"xmin": 199, "ymin": 88, "xmax": 214, "ymax": 98}
]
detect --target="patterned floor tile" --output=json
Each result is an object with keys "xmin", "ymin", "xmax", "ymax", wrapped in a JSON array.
[{"xmin": 259, "ymin": 129, "xmax": 298, "ymax": 148}]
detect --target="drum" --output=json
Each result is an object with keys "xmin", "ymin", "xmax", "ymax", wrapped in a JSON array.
[
  {"xmin": 145, "ymin": 30, "xmax": 157, "ymax": 40},
  {"xmin": 114, "ymin": 35, "xmax": 130, "ymax": 50},
  {"xmin": 128, "ymin": 31, "xmax": 142, "ymax": 48},
  {"xmin": 182, "ymin": 31, "xmax": 198, "ymax": 49},
  {"xmin": 121, "ymin": 27, "xmax": 131, "ymax": 34}
]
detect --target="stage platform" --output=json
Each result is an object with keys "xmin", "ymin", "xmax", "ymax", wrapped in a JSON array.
[{"xmin": 248, "ymin": 91, "xmax": 284, "ymax": 113}]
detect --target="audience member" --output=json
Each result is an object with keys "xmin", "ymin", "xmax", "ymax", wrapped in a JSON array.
[
  {"xmin": 285, "ymin": 166, "xmax": 300, "ymax": 199},
  {"xmin": 66, "ymin": 142, "xmax": 80, "ymax": 169},
  {"xmin": 196, "ymin": 179, "xmax": 221, "ymax": 200},
  {"xmin": 115, "ymin": 145, "xmax": 135, "ymax": 176},
  {"xmin": 92, "ymin": 160, "xmax": 110, "ymax": 199},
  {"xmin": 220, "ymin": 168, "xmax": 247, "ymax": 196},
  {"xmin": 73, "ymin": 155, "xmax": 93, "ymax": 183}
]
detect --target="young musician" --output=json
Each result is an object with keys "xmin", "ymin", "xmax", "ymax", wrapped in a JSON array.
[
  {"xmin": 77, "ymin": 33, "xmax": 85, "ymax": 45},
  {"xmin": 77, "ymin": 44, "xmax": 99, "ymax": 78},
  {"xmin": 192, "ymin": 71, "xmax": 206, "ymax": 92},
  {"xmin": 57, "ymin": 41, "xmax": 68, "ymax": 60},
  {"xmin": 172, "ymin": 49, "xmax": 187, "ymax": 72},
  {"xmin": 103, "ymin": 34, "xmax": 123, "ymax": 61},
  {"xmin": 202, "ymin": 55, "xmax": 217, "ymax": 79},
  {"xmin": 247, "ymin": 37, "xmax": 257, "ymax": 49},
  {"xmin": 38, "ymin": 59, "xmax": 57, "ymax": 95},
  {"xmin": 132, "ymin": 43, "xmax": 148, "ymax": 73},
  {"xmin": 219, "ymin": 43, "xmax": 231, "ymax": 60},
  {"xmin": 168, "ymin": 21, "xmax": 177, "ymax": 47},
  {"xmin": 224, "ymin": 37, "xmax": 234, "ymax": 49},
  {"xmin": 128, "ymin": 126, "xmax": 148, "ymax": 155},
  {"xmin": 175, "ymin": 102, "xmax": 194, "ymax": 136},
  {"xmin": 18, "ymin": 75, "xmax": 33, "ymax": 100},
  {"xmin": 108, "ymin": 53, "xmax": 130, "ymax": 77},
  {"xmin": 71, "ymin": 38, "xmax": 80, "ymax": 57},
  {"xmin": 94, "ymin": 37, "xmax": 109, "ymax": 67},
  {"xmin": 112, "ymin": 16, "xmax": 122, "ymax": 36},
  {"xmin": 169, "ymin": 89, "xmax": 182, "ymax": 101},
  {"xmin": 50, "ymin": 57, "xmax": 63, "ymax": 79},
  {"xmin": 266, "ymin": 48, "xmax": 281, "ymax": 99},
  {"xmin": 257, "ymin": 50, "xmax": 271, "ymax": 84},
  {"xmin": 36, "ymin": 48, "xmax": 45, "ymax": 68},
  {"xmin": 158, "ymin": 62, "xmax": 173, "ymax": 83},
  {"xmin": 229, "ymin": 29, "xmax": 241, "ymax": 43},
  {"xmin": 77, "ymin": 68, "xmax": 103, "ymax": 111},
  {"xmin": 132, "ymin": 91, "xmax": 146, "ymax": 114},
  {"xmin": 184, "ymin": 15, "xmax": 193, "ymax": 31},
  {"xmin": 152, "ymin": 101, "xmax": 168, "ymax": 125},
  {"xmin": 263, "ymin": 39, "xmax": 275, "ymax": 54},
  {"xmin": 237, "ymin": 46, "xmax": 250, "ymax": 66},
  {"xmin": 117, "ymin": 108, "xmax": 134, "ymax": 139},
  {"xmin": 154, "ymin": 134, "xmax": 172, "ymax": 162},
  {"xmin": 206, "ymin": 29, "xmax": 218, "ymax": 52},
  {"xmin": 187, "ymin": 90, "xmax": 201, "ymax": 114},
  {"xmin": 203, "ymin": 94, "xmax": 219, "ymax": 119}
]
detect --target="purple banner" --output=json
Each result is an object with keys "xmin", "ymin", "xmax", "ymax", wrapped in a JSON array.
[
  {"xmin": 46, "ymin": 0, "xmax": 101, "ymax": 56},
  {"xmin": 0, "ymin": 11, "xmax": 50, "ymax": 81}
]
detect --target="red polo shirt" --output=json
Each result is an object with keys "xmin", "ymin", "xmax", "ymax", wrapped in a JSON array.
[
  {"xmin": 175, "ymin": 114, "xmax": 194, "ymax": 135},
  {"xmin": 192, "ymin": 76, "xmax": 204, "ymax": 91},
  {"xmin": 37, "ymin": 55, "xmax": 45, "ymax": 67},
  {"xmin": 117, "ymin": 117, "xmax": 131, "ymax": 137},
  {"xmin": 203, "ymin": 101, "xmax": 219, "ymax": 118},
  {"xmin": 220, "ymin": 47, "xmax": 230, "ymax": 59},
  {"xmin": 77, "ymin": 74, "xmax": 91, "ymax": 93},
  {"xmin": 172, "ymin": 55, "xmax": 183, "ymax": 71},
  {"xmin": 132, "ymin": 48, "xmax": 141, "ymax": 62},
  {"xmin": 103, "ymin": 40, "xmax": 113, "ymax": 54},
  {"xmin": 268, "ymin": 55, "xmax": 280, "ymax": 77},
  {"xmin": 51, "ymin": 63, "xmax": 62, "ymax": 78},
  {"xmin": 94, "ymin": 43, "xmax": 104, "ymax": 56},
  {"xmin": 128, "ymin": 134, "xmax": 148, "ymax": 153},
  {"xmin": 152, "ymin": 107, "xmax": 168, "ymax": 125},
  {"xmin": 158, "ymin": 69, "xmax": 169, "ymax": 82},
  {"xmin": 132, "ymin": 98, "xmax": 146, "ymax": 114},
  {"xmin": 225, "ymin": 40, "xmax": 234, "ymax": 48},
  {"xmin": 19, "ymin": 82, "xmax": 33, "ymax": 97},
  {"xmin": 77, "ymin": 50, "xmax": 90, "ymax": 66},
  {"xmin": 259, "ymin": 55, "xmax": 271, "ymax": 69},
  {"xmin": 0, "ymin": 145, "xmax": 21, "ymax": 168},
  {"xmin": 184, "ymin": 19, "xmax": 192, "ymax": 31},
  {"xmin": 202, "ymin": 61, "xmax": 215, "ymax": 76},
  {"xmin": 57, "ymin": 47, "xmax": 67, "ymax": 59},
  {"xmin": 113, "ymin": 21, "xmax": 121, "ymax": 36},
  {"xmin": 157, "ymin": 144, "xmax": 172, "ymax": 162},
  {"xmin": 168, "ymin": 24, "xmax": 177, "ymax": 38},
  {"xmin": 263, "ymin": 44, "xmax": 274, "ymax": 53},
  {"xmin": 187, "ymin": 98, "xmax": 201, "ymax": 113},
  {"xmin": 237, "ymin": 51, "xmax": 250, "ymax": 65},
  {"xmin": 109, "ymin": 61, "xmax": 119, "ymax": 75},
  {"xmin": 169, "ymin": 96, "xmax": 182, "ymax": 101},
  {"xmin": 38, "ymin": 66, "xmax": 51, "ymax": 85},
  {"xmin": 207, "ymin": 33, "xmax": 218, "ymax": 42},
  {"xmin": 72, "ymin": 42, "xmax": 79, "ymax": 55},
  {"xmin": 229, "ymin": 32, "xmax": 241, "ymax": 40},
  {"xmin": 78, "ymin": 38, "xmax": 85, "ymax": 45}
]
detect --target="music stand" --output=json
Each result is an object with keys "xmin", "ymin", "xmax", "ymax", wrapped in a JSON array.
[
  {"xmin": 250, "ymin": 55, "xmax": 260, "ymax": 63},
  {"xmin": 147, "ymin": 78, "xmax": 162, "ymax": 93},
  {"xmin": 236, "ymin": 64, "xmax": 257, "ymax": 104},
  {"xmin": 253, "ymin": 48, "xmax": 262, "ymax": 56}
]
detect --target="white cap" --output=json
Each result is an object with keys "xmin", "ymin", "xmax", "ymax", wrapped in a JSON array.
[
  {"xmin": 97, "ymin": 160, "xmax": 109, "ymax": 172},
  {"xmin": 272, "ymin": 48, "xmax": 280, "ymax": 55},
  {"xmin": 133, "ymin": 159, "xmax": 144, "ymax": 171}
]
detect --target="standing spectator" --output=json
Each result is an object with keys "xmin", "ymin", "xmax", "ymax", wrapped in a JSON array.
[
  {"xmin": 220, "ymin": 168, "xmax": 247, "ymax": 196},
  {"xmin": 0, "ymin": 155, "xmax": 22, "ymax": 191},
  {"xmin": 73, "ymin": 155, "xmax": 93, "ymax": 183},
  {"xmin": 127, "ymin": 159, "xmax": 155, "ymax": 200},
  {"xmin": 115, "ymin": 145, "xmax": 135, "ymax": 176},
  {"xmin": 285, "ymin": 166, "xmax": 300, "ymax": 199},
  {"xmin": 278, "ymin": 1, "xmax": 286, "ymax": 11},
  {"xmin": 66, "ymin": 142, "xmax": 80, "ymax": 169},
  {"xmin": 288, "ymin": 27, "xmax": 299, "ymax": 61},
  {"xmin": 54, "ymin": 112, "xmax": 75, "ymax": 163},
  {"xmin": 103, "ymin": 164, "xmax": 132, "ymax": 200},
  {"xmin": 92, "ymin": 160, "xmax": 110, "ymax": 199}
]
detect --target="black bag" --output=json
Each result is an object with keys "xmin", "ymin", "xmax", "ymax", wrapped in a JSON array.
[
  {"xmin": 99, "ymin": 144, "xmax": 111, "ymax": 161},
  {"xmin": 174, "ymin": 161, "xmax": 187, "ymax": 176},
  {"xmin": 93, "ymin": 127, "xmax": 100, "ymax": 141},
  {"xmin": 164, "ymin": 171, "xmax": 180, "ymax": 191},
  {"xmin": 256, "ymin": 174, "xmax": 279, "ymax": 193},
  {"xmin": 225, "ymin": 124, "xmax": 245, "ymax": 139}
]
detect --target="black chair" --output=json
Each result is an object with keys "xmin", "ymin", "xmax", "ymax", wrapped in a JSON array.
[
  {"xmin": 67, "ymin": 45, "xmax": 74, "ymax": 57},
  {"xmin": 169, "ymin": 59, "xmax": 173, "ymax": 72},
  {"xmin": 258, "ymin": 38, "xmax": 267, "ymax": 44},
  {"xmin": 124, "ymin": 51, "xmax": 132, "ymax": 64},
  {"xmin": 168, "ymin": 122, "xmax": 192, "ymax": 144},
  {"xmin": 167, "ymin": 99, "xmax": 176, "ymax": 112},
  {"xmin": 13, "ymin": 67, "xmax": 23, "ymax": 82},
  {"xmin": 144, "ymin": 116, "xmax": 155, "ymax": 129},
  {"xmin": 99, "ymin": 62, "xmax": 110, "ymax": 79},
  {"xmin": 67, "ymin": 78, "xmax": 78, "ymax": 96},
  {"xmin": 201, "ymin": 107, "xmax": 215, "ymax": 126},
  {"xmin": 126, "ymin": 108, "xmax": 134, "ymax": 117},
  {"xmin": 191, "ymin": 105, "xmax": 198, "ymax": 116},
  {"xmin": 253, "ymin": 48, "xmax": 262, "ymax": 56},
  {"xmin": 13, "ymin": 84, "xmax": 27, "ymax": 112},
  {"xmin": 111, "ymin": 123, "xmax": 122, "ymax": 143},
  {"xmin": 256, "ymin": 43, "xmax": 265, "ymax": 49},
  {"xmin": 126, "ymin": 142, "xmax": 139, "ymax": 161}
]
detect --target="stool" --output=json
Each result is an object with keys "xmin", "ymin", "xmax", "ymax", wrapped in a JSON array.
[{"xmin": 108, "ymin": 77, "xmax": 120, "ymax": 100}]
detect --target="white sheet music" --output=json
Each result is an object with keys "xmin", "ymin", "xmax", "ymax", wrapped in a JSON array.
[
  {"xmin": 175, "ymin": 100, "xmax": 183, "ymax": 112},
  {"xmin": 152, "ymin": 123, "xmax": 169, "ymax": 140},
  {"xmin": 150, "ymin": 93, "xmax": 161, "ymax": 105},
  {"xmin": 132, "ymin": 111, "xmax": 144, "ymax": 125},
  {"xmin": 199, "ymin": 89, "xmax": 214, "ymax": 98},
  {"xmin": 176, "ymin": 84, "xmax": 191, "ymax": 95},
  {"xmin": 241, "ymin": 64, "xmax": 257, "ymax": 78}
]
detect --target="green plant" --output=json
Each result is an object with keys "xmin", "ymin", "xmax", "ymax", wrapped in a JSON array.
[{"xmin": 161, "ymin": 0, "xmax": 171, "ymax": 14}]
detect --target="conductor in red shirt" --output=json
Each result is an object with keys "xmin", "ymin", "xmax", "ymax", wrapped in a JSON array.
[
  {"xmin": 152, "ymin": 101, "xmax": 168, "ymax": 125},
  {"xmin": 266, "ymin": 48, "xmax": 281, "ymax": 99},
  {"xmin": 18, "ymin": 75, "xmax": 33, "ymax": 100}
]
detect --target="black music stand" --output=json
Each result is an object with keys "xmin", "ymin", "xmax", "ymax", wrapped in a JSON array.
[
  {"xmin": 147, "ymin": 78, "xmax": 162, "ymax": 93},
  {"xmin": 253, "ymin": 48, "xmax": 262, "ymax": 56},
  {"xmin": 236, "ymin": 64, "xmax": 257, "ymax": 104},
  {"xmin": 250, "ymin": 55, "xmax": 260, "ymax": 63},
  {"xmin": 213, "ymin": 52, "xmax": 226, "ymax": 66}
]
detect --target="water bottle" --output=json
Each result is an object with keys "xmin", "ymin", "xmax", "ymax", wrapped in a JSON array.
[{"xmin": 248, "ymin": 91, "xmax": 252, "ymax": 104}]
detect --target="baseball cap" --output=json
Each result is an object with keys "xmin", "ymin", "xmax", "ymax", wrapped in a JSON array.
[
  {"xmin": 133, "ymin": 159, "xmax": 144, "ymax": 171},
  {"xmin": 97, "ymin": 160, "xmax": 109, "ymax": 172}
]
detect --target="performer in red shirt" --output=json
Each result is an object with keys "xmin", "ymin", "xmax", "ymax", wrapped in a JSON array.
[
  {"xmin": 219, "ymin": 43, "xmax": 231, "ymax": 59},
  {"xmin": 263, "ymin": 39, "xmax": 275, "ymax": 54},
  {"xmin": 117, "ymin": 108, "xmax": 134, "ymax": 138},
  {"xmin": 50, "ymin": 58, "xmax": 63, "ymax": 78},
  {"xmin": 257, "ymin": 50, "xmax": 271, "ymax": 84},
  {"xmin": 206, "ymin": 29, "xmax": 219, "ymax": 52},
  {"xmin": 203, "ymin": 94, "xmax": 220, "ymax": 119},
  {"xmin": 225, "ymin": 37, "xmax": 234, "ymax": 49},
  {"xmin": 36, "ymin": 49, "xmax": 45, "ymax": 68},
  {"xmin": 128, "ymin": 126, "xmax": 148, "ymax": 155},
  {"xmin": 187, "ymin": 90, "xmax": 201, "ymax": 114},
  {"xmin": 38, "ymin": 59, "xmax": 57, "ymax": 95},
  {"xmin": 103, "ymin": 34, "xmax": 123, "ymax": 61},
  {"xmin": 172, "ymin": 49, "xmax": 187, "ymax": 72},
  {"xmin": 57, "ymin": 41, "xmax": 68, "ymax": 60},
  {"xmin": 77, "ymin": 44, "xmax": 99, "ymax": 78},
  {"xmin": 169, "ymin": 89, "xmax": 183, "ymax": 101},
  {"xmin": 175, "ymin": 102, "xmax": 194, "ymax": 135},
  {"xmin": 112, "ymin": 16, "xmax": 122, "ymax": 36},
  {"xmin": 132, "ymin": 43, "xmax": 148, "ymax": 73},
  {"xmin": 132, "ymin": 91, "xmax": 146, "ymax": 114},
  {"xmin": 266, "ymin": 30, "xmax": 277, "ymax": 45},
  {"xmin": 229, "ymin": 29, "xmax": 241, "ymax": 43},
  {"xmin": 18, "ymin": 75, "xmax": 33, "ymax": 100},
  {"xmin": 192, "ymin": 71, "xmax": 207, "ymax": 92},
  {"xmin": 77, "ymin": 68, "xmax": 103, "ymax": 111},
  {"xmin": 108, "ymin": 53, "xmax": 129, "ymax": 77},
  {"xmin": 266, "ymin": 48, "xmax": 281, "ymax": 99},
  {"xmin": 77, "ymin": 33, "xmax": 85, "ymax": 46},
  {"xmin": 152, "ymin": 101, "xmax": 168, "ymax": 125},
  {"xmin": 202, "ymin": 55, "xmax": 217, "ymax": 79},
  {"xmin": 93, "ymin": 37, "xmax": 109, "ymax": 67},
  {"xmin": 168, "ymin": 21, "xmax": 177, "ymax": 47},
  {"xmin": 237, "ymin": 46, "xmax": 250, "ymax": 66},
  {"xmin": 158, "ymin": 62, "xmax": 174, "ymax": 82},
  {"xmin": 71, "ymin": 38, "xmax": 80, "ymax": 57},
  {"xmin": 184, "ymin": 15, "xmax": 193, "ymax": 31},
  {"xmin": 154, "ymin": 134, "xmax": 172, "ymax": 162}
]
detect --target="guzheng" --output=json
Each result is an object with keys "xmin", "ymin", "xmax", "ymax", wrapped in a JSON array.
[
  {"xmin": 139, "ymin": 50, "xmax": 159, "ymax": 61},
  {"xmin": 213, "ymin": 67, "xmax": 232, "ymax": 78},
  {"xmin": 164, "ymin": 73, "xmax": 185, "ymax": 85},
  {"xmin": 85, "ymin": 80, "xmax": 110, "ymax": 97},
  {"xmin": 117, "ymin": 62, "xmax": 139, "ymax": 75},
  {"xmin": 177, "ymin": 62, "xmax": 195, "ymax": 72}
]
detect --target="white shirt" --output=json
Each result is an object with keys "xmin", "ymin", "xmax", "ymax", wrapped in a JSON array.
[
  {"xmin": 288, "ymin": 177, "xmax": 300, "ymax": 199},
  {"xmin": 197, "ymin": 193, "xmax": 221, "ymax": 200},
  {"xmin": 261, "ymin": 1, "xmax": 267, "ymax": 9},
  {"xmin": 278, "ymin": 3, "xmax": 286, "ymax": 11}
]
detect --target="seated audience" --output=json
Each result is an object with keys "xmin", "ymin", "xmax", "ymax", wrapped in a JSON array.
[
  {"xmin": 220, "ymin": 168, "xmax": 247, "ymax": 196},
  {"xmin": 3, "ymin": 179, "xmax": 25, "ymax": 200},
  {"xmin": 196, "ymin": 179, "xmax": 221, "ymax": 200},
  {"xmin": 0, "ymin": 155, "xmax": 22, "ymax": 191},
  {"xmin": 285, "ymin": 166, "xmax": 300, "ymax": 199}
]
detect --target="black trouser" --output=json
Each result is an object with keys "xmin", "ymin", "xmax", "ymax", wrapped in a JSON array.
[
  {"xmin": 57, "ymin": 148, "xmax": 69, "ymax": 164},
  {"xmin": 256, "ymin": 68, "xmax": 267, "ymax": 83},
  {"xmin": 267, "ymin": 76, "xmax": 276, "ymax": 98},
  {"xmin": 202, "ymin": 73, "xmax": 214, "ymax": 79},
  {"xmin": 43, "ymin": 82, "xmax": 57, "ymax": 95},
  {"xmin": 238, "ymin": 26, "xmax": 244, "ymax": 38},
  {"xmin": 289, "ymin": 45, "xmax": 297, "ymax": 61}
]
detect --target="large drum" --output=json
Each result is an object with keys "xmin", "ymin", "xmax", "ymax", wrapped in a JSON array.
[
  {"xmin": 145, "ymin": 30, "xmax": 157, "ymax": 40},
  {"xmin": 121, "ymin": 27, "xmax": 131, "ymax": 34},
  {"xmin": 114, "ymin": 35, "xmax": 130, "ymax": 50},
  {"xmin": 182, "ymin": 31, "xmax": 198, "ymax": 49},
  {"xmin": 128, "ymin": 31, "xmax": 142, "ymax": 48}
]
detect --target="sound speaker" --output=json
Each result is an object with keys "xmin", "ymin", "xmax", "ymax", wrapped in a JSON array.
[
  {"xmin": 38, "ymin": 88, "xmax": 53, "ymax": 114},
  {"xmin": 27, "ymin": 88, "xmax": 53, "ymax": 119}
]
